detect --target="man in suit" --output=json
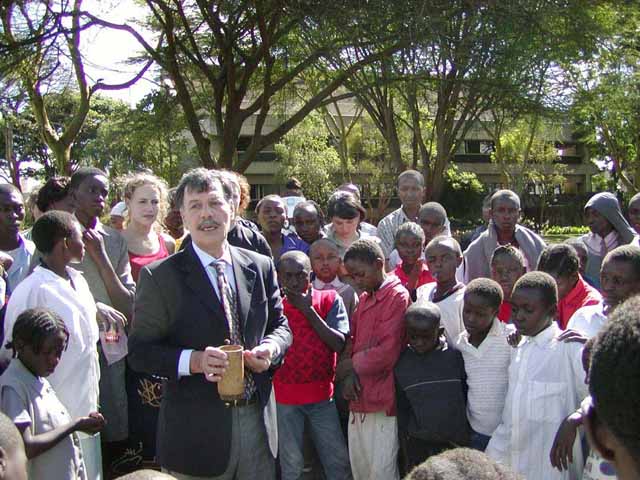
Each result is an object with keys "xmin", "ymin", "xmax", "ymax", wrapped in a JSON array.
[{"xmin": 128, "ymin": 168, "xmax": 292, "ymax": 479}]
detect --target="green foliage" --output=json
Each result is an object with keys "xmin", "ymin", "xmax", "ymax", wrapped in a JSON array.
[
  {"xmin": 440, "ymin": 165, "xmax": 485, "ymax": 220},
  {"xmin": 542, "ymin": 225, "xmax": 590, "ymax": 235},
  {"xmin": 274, "ymin": 114, "xmax": 343, "ymax": 206}
]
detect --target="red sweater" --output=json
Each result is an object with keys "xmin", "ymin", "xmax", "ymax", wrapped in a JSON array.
[
  {"xmin": 393, "ymin": 260, "xmax": 435, "ymax": 292},
  {"xmin": 557, "ymin": 275, "xmax": 602, "ymax": 329},
  {"xmin": 274, "ymin": 289, "xmax": 338, "ymax": 405},
  {"xmin": 350, "ymin": 276, "xmax": 410, "ymax": 416}
]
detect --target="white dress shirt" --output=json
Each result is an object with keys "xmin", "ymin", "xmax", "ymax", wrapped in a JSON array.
[
  {"xmin": 486, "ymin": 323, "xmax": 588, "ymax": 480},
  {"xmin": 566, "ymin": 303, "xmax": 607, "ymax": 339},
  {"xmin": 1, "ymin": 266, "xmax": 100, "ymax": 419},
  {"xmin": 456, "ymin": 318, "xmax": 515, "ymax": 435}
]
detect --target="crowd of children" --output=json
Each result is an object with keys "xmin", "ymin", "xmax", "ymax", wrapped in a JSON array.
[{"xmin": 1, "ymin": 168, "xmax": 640, "ymax": 480}]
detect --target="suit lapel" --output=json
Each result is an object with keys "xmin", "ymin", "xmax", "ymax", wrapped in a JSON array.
[
  {"xmin": 230, "ymin": 247, "xmax": 256, "ymax": 332},
  {"xmin": 181, "ymin": 243, "xmax": 225, "ymax": 318}
]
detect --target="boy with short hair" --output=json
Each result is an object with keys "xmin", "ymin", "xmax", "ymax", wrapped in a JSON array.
[
  {"xmin": 395, "ymin": 302, "xmax": 469, "ymax": 474},
  {"xmin": 538, "ymin": 243, "xmax": 602, "ymax": 329},
  {"xmin": 486, "ymin": 272, "xmax": 588, "ymax": 480},
  {"xmin": 393, "ymin": 222, "xmax": 434, "ymax": 300},
  {"xmin": 416, "ymin": 236, "xmax": 465, "ymax": 342},
  {"xmin": 490, "ymin": 245, "xmax": 526, "ymax": 323},
  {"xmin": 585, "ymin": 295, "xmax": 640, "ymax": 480},
  {"xmin": 568, "ymin": 244, "xmax": 640, "ymax": 338},
  {"xmin": 343, "ymin": 239, "xmax": 411, "ymax": 480},
  {"xmin": 456, "ymin": 278, "xmax": 514, "ymax": 451},
  {"xmin": 274, "ymin": 251, "xmax": 351, "ymax": 480}
]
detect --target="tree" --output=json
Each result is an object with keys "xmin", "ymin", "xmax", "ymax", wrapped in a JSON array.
[
  {"xmin": 1, "ymin": 0, "xmax": 153, "ymax": 174},
  {"xmin": 86, "ymin": 0, "xmax": 407, "ymax": 171}
]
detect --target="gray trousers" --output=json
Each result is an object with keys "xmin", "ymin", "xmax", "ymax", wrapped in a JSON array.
[{"xmin": 163, "ymin": 403, "xmax": 275, "ymax": 480}]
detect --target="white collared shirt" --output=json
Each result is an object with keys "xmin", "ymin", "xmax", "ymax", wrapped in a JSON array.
[
  {"xmin": 312, "ymin": 277, "xmax": 343, "ymax": 291},
  {"xmin": 191, "ymin": 240, "xmax": 236, "ymax": 298},
  {"xmin": 456, "ymin": 318, "xmax": 515, "ymax": 435},
  {"xmin": 416, "ymin": 282, "xmax": 466, "ymax": 343},
  {"xmin": 566, "ymin": 303, "xmax": 607, "ymax": 339},
  {"xmin": 486, "ymin": 323, "xmax": 588, "ymax": 480},
  {"xmin": 1, "ymin": 266, "xmax": 100, "ymax": 419}
]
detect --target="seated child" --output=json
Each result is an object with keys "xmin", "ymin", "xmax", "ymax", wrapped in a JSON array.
[
  {"xmin": 274, "ymin": 251, "xmax": 351, "ymax": 480},
  {"xmin": 490, "ymin": 245, "xmax": 526, "ymax": 323},
  {"xmin": 0, "ymin": 308, "xmax": 104, "ymax": 480},
  {"xmin": 393, "ymin": 222, "xmax": 434, "ymax": 300},
  {"xmin": 310, "ymin": 238, "xmax": 359, "ymax": 320},
  {"xmin": 0, "ymin": 411, "xmax": 27, "ymax": 480},
  {"xmin": 395, "ymin": 302, "xmax": 469, "ymax": 474},
  {"xmin": 343, "ymin": 239, "xmax": 411, "ymax": 480},
  {"xmin": 456, "ymin": 278, "xmax": 514, "ymax": 452},
  {"xmin": 584, "ymin": 295, "xmax": 640, "ymax": 480},
  {"xmin": 416, "ymin": 236, "xmax": 465, "ymax": 342},
  {"xmin": 485, "ymin": 272, "xmax": 588, "ymax": 480},
  {"xmin": 538, "ymin": 243, "xmax": 602, "ymax": 329},
  {"xmin": 388, "ymin": 202, "xmax": 449, "ymax": 270}
]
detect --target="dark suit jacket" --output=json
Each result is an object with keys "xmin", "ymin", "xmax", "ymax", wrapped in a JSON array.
[{"xmin": 128, "ymin": 243, "xmax": 292, "ymax": 476}]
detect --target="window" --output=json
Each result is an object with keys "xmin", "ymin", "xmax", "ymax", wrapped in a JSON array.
[{"xmin": 465, "ymin": 140, "xmax": 495, "ymax": 155}]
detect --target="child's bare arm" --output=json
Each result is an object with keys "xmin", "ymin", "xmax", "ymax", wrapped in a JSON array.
[
  {"xmin": 549, "ymin": 409, "xmax": 583, "ymax": 471},
  {"xmin": 20, "ymin": 412, "xmax": 105, "ymax": 459}
]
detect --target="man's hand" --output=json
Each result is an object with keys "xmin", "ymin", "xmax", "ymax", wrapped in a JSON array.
[
  {"xmin": 557, "ymin": 329, "xmax": 588, "ymax": 344},
  {"xmin": 550, "ymin": 410, "xmax": 582, "ymax": 471},
  {"xmin": 507, "ymin": 330, "xmax": 522, "ymax": 348},
  {"xmin": 342, "ymin": 372, "xmax": 361, "ymax": 401},
  {"xmin": 82, "ymin": 229, "xmax": 108, "ymax": 263},
  {"xmin": 96, "ymin": 302, "xmax": 127, "ymax": 334},
  {"xmin": 283, "ymin": 288, "xmax": 313, "ymax": 313},
  {"xmin": 192, "ymin": 347, "xmax": 229, "ymax": 382},
  {"xmin": 75, "ymin": 412, "xmax": 106, "ymax": 434},
  {"xmin": 244, "ymin": 344, "xmax": 273, "ymax": 373}
]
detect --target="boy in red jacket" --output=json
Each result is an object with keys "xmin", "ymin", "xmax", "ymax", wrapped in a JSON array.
[
  {"xmin": 343, "ymin": 239, "xmax": 411, "ymax": 480},
  {"xmin": 274, "ymin": 251, "xmax": 351, "ymax": 480}
]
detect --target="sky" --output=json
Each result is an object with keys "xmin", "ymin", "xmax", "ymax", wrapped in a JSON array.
[{"xmin": 81, "ymin": 0, "xmax": 156, "ymax": 105}]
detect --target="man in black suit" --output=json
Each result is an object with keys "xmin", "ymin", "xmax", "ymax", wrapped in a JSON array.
[{"xmin": 128, "ymin": 168, "xmax": 292, "ymax": 479}]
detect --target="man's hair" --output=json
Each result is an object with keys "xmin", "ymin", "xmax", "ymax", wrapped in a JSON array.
[
  {"xmin": 293, "ymin": 200, "xmax": 325, "ymax": 225},
  {"xmin": 336, "ymin": 183, "xmax": 361, "ymax": 202},
  {"xmin": 36, "ymin": 176, "xmax": 70, "ymax": 212},
  {"xmin": 277, "ymin": 250, "xmax": 311, "ymax": 271},
  {"xmin": 255, "ymin": 194, "xmax": 285, "ymax": 215},
  {"xmin": 175, "ymin": 168, "xmax": 233, "ymax": 210},
  {"xmin": 31, "ymin": 210, "xmax": 78, "ymax": 254},
  {"xmin": 537, "ymin": 244, "xmax": 580, "ymax": 278},
  {"xmin": 327, "ymin": 191, "xmax": 366, "ymax": 221},
  {"xmin": 398, "ymin": 169, "xmax": 425, "ymax": 187},
  {"xmin": 602, "ymin": 245, "xmax": 640, "ymax": 281},
  {"xmin": 465, "ymin": 278, "xmax": 503, "ymax": 310},
  {"xmin": 394, "ymin": 221, "xmax": 425, "ymax": 244},
  {"xmin": 419, "ymin": 202, "xmax": 447, "ymax": 225},
  {"xmin": 0, "ymin": 411, "xmax": 23, "ymax": 455},
  {"xmin": 405, "ymin": 301, "xmax": 441, "ymax": 329},
  {"xmin": 309, "ymin": 238, "xmax": 340, "ymax": 257},
  {"xmin": 5, "ymin": 308, "xmax": 69, "ymax": 358},
  {"xmin": 285, "ymin": 177, "xmax": 302, "ymax": 191},
  {"xmin": 490, "ymin": 189, "xmax": 521, "ymax": 210},
  {"xmin": 69, "ymin": 167, "xmax": 107, "ymax": 192},
  {"xmin": 0, "ymin": 183, "xmax": 21, "ymax": 197},
  {"xmin": 512, "ymin": 271, "xmax": 558, "ymax": 309},
  {"xmin": 589, "ymin": 295, "xmax": 640, "ymax": 464},
  {"xmin": 425, "ymin": 235, "xmax": 462, "ymax": 257},
  {"xmin": 490, "ymin": 244, "xmax": 526, "ymax": 268},
  {"xmin": 344, "ymin": 238, "xmax": 384, "ymax": 264},
  {"xmin": 405, "ymin": 447, "xmax": 520, "ymax": 479}
]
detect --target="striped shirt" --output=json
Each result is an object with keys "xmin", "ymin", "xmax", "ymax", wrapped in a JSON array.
[
  {"xmin": 455, "ymin": 319, "xmax": 514, "ymax": 436},
  {"xmin": 377, "ymin": 208, "xmax": 414, "ymax": 258}
]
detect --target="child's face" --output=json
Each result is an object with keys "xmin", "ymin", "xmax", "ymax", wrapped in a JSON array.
[
  {"xmin": 18, "ymin": 331, "xmax": 67, "ymax": 378},
  {"xmin": 600, "ymin": 259, "xmax": 640, "ymax": 309},
  {"xmin": 278, "ymin": 259, "xmax": 311, "ymax": 294},
  {"xmin": 510, "ymin": 287, "xmax": 554, "ymax": 337},
  {"xmin": 406, "ymin": 316, "xmax": 441, "ymax": 355},
  {"xmin": 491, "ymin": 198, "xmax": 520, "ymax": 234},
  {"xmin": 344, "ymin": 258, "xmax": 384, "ymax": 293},
  {"xmin": 425, "ymin": 242, "xmax": 461, "ymax": 284},
  {"xmin": 310, "ymin": 243, "xmax": 341, "ymax": 283},
  {"xmin": 395, "ymin": 233, "xmax": 424, "ymax": 266},
  {"xmin": 491, "ymin": 256, "xmax": 525, "ymax": 300},
  {"xmin": 65, "ymin": 223, "xmax": 85, "ymax": 264},
  {"xmin": 257, "ymin": 199, "xmax": 286, "ymax": 234},
  {"xmin": 463, "ymin": 292, "xmax": 498, "ymax": 337},
  {"xmin": 418, "ymin": 212, "xmax": 445, "ymax": 243},
  {"xmin": 293, "ymin": 205, "xmax": 322, "ymax": 244}
]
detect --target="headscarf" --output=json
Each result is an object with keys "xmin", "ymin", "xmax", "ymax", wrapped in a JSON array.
[{"xmin": 585, "ymin": 192, "xmax": 636, "ymax": 244}]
